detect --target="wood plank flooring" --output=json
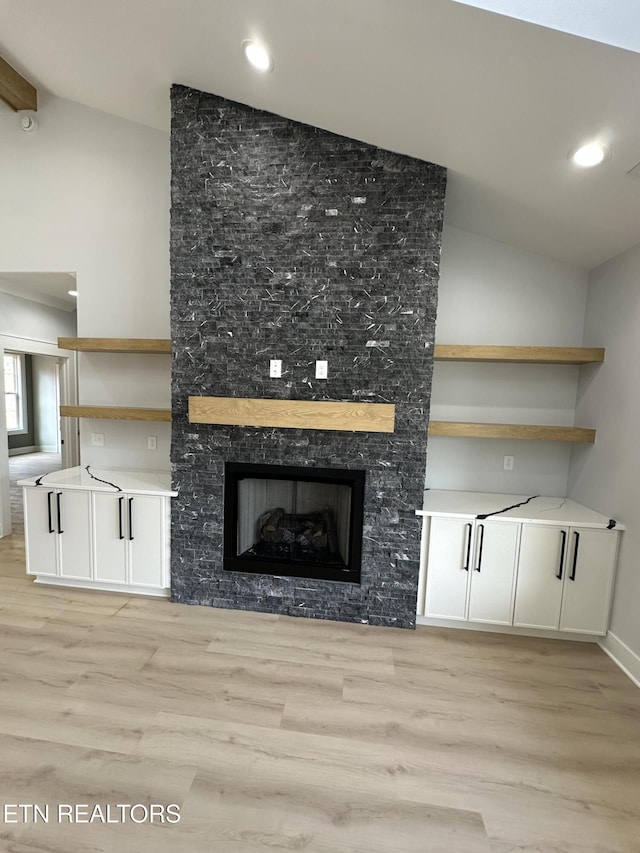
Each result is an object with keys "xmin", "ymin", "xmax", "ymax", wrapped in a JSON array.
[{"xmin": 1, "ymin": 533, "xmax": 639, "ymax": 852}]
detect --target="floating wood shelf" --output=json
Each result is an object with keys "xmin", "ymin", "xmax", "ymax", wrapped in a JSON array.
[
  {"xmin": 189, "ymin": 396, "xmax": 395, "ymax": 433},
  {"xmin": 429, "ymin": 421, "xmax": 596, "ymax": 443},
  {"xmin": 433, "ymin": 345, "xmax": 604, "ymax": 364},
  {"xmin": 58, "ymin": 337, "xmax": 171, "ymax": 354},
  {"xmin": 60, "ymin": 405, "xmax": 171, "ymax": 422}
]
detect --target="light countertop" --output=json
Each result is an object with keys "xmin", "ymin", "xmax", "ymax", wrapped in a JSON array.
[
  {"xmin": 18, "ymin": 466, "xmax": 177, "ymax": 497},
  {"xmin": 417, "ymin": 490, "xmax": 624, "ymax": 531}
]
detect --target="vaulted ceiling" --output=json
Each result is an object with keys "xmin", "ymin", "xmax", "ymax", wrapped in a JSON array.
[{"xmin": 1, "ymin": 0, "xmax": 639, "ymax": 270}]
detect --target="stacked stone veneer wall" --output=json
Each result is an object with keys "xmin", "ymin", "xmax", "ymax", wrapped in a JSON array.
[{"xmin": 170, "ymin": 85, "xmax": 446, "ymax": 628}]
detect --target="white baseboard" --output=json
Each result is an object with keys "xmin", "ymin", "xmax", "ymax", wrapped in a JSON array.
[
  {"xmin": 8, "ymin": 445, "xmax": 58, "ymax": 457},
  {"xmin": 416, "ymin": 615, "xmax": 598, "ymax": 642},
  {"xmin": 8, "ymin": 445, "xmax": 39, "ymax": 457},
  {"xmin": 599, "ymin": 632, "xmax": 640, "ymax": 688},
  {"xmin": 33, "ymin": 575, "xmax": 170, "ymax": 598}
]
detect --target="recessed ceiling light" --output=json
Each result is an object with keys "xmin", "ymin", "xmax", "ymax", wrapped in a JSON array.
[
  {"xmin": 242, "ymin": 40, "xmax": 273, "ymax": 72},
  {"xmin": 68, "ymin": 290, "xmax": 78, "ymax": 297},
  {"xmin": 570, "ymin": 142, "xmax": 610, "ymax": 168}
]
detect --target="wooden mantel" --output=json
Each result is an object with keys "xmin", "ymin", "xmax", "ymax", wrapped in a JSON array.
[
  {"xmin": 188, "ymin": 396, "xmax": 396, "ymax": 433},
  {"xmin": 0, "ymin": 55, "xmax": 37, "ymax": 112}
]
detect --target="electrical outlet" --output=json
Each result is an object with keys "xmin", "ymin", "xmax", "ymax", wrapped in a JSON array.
[
  {"xmin": 315, "ymin": 360, "xmax": 328, "ymax": 379},
  {"xmin": 504, "ymin": 455, "xmax": 514, "ymax": 471},
  {"xmin": 147, "ymin": 436, "xmax": 157, "ymax": 451},
  {"xmin": 91, "ymin": 433, "xmax": 105, "ymax": 447},
  {"xmin": 269, "ymin": 359, "xmax": 282, "ymax": 378}
]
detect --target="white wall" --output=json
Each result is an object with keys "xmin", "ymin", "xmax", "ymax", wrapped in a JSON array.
[
  {"xmin": 427, "ymin": 225, "xmax": 589, "ymax": 495},
  {"xmin": 568, "ymin": 242, "xmax": 640, "ymax": 675},
  {"xmin": 32, "ymin": 356, "xmax": 59, "ymax": 452},
  {"xmin": 0, "ymin": 95, "xmax": 170, "ymax": 473},
  {"xmin": 0, "ymin": 288, "xmax": 76, "ymax": 341}
]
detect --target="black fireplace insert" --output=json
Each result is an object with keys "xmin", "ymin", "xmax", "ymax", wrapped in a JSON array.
[{"xmin": 223, "ymin": 462, "xmax": 365, "ymax": 583}]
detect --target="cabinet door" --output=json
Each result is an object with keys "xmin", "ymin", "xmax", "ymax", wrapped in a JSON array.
[
  {"xmin": 468, "ymin": 521, "xmax": 520, "ymax": 625},
  {"xmin": 513, "ymin": 524, "xmax": 568, "ymax": 629},
  {"xmin": 127, "ymin": 495, "xmax": 167, "ymax": 588},
  {"xmin": 23, "ymin": 488, "xmax": 58, "ymax": 577},
  {"xmin": 93, "ymin": 493, "xmax": 127, "ymax": 583},
  {"xmin": 559, "ymin": 529, "xmax": 618, "ymax": 635},
  {"xmin": 424, "ymin": 517, "xmax": 473, "ymax": 620},
  {"xmin": 57, "ymin": 490, "xmax": 93, "ymax": 580}
]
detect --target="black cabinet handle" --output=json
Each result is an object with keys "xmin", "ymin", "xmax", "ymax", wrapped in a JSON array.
[
  {"xmin": 56, "ymin": 492, "xmax": 63, "ymax": 534},
  {"xmin": 128, "ymin": 497, "xmax": 134, "ymax": 541},
  {"xmin": 118, "ymin": 497, "xmax": 124, "ymax": 540},
  {"xmin": 475, "ymin": 524, "xmax": 485, "ymax": 572},
  {"xmin": 462, "ymin": 523, "xmax": 472, "ymax": 571},
  {"xmin": 47, "ymin": 491, "xmax": 54, "ymax": 533},
  {"xmin": 557, "ymin": 529, "xmax": 567, "ymax": 580},
  {"xmin": 570, "ymin": 531, "xmax": 580, "ymax": 581}
]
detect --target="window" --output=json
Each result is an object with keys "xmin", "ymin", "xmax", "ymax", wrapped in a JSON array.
[{"xmin": 3, "ymin": 352, "xmax": 27, "ymax": 434}]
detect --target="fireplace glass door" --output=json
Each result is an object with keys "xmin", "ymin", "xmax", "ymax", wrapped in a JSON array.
[{"xmin": 224, "ymin": 463, "xmax": 365, "ymax": 583}]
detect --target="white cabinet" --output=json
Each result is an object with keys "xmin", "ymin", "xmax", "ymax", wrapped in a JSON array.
[
  {"xmin": 24, "ymin": 487, "xmax": 92, "ymax": 581},
  {"xmin": 424, "ymin": 517, "xmax": 471, "ymax": 620},
  {"xmin": 23, "ymin": 488, "xmax": 58, "ymax": 577},
  {"xmin": 127, "ymin": 495, "xmax": 167, "ymax": 587},
  {"xmin": 93, "ymin": 492, "xmax": 168, "ymax": 589},
  {"xmin": 514, "ymin": 524, "xmax": 618, "ymax": 635},
  {"xmin": 425, "ymin": 517, "xmax": 519, "ymax": 625},
  {"xmin": 93, "ymin": 492, "xmax": 127, "ymax": 584},
  {"xmin": 513, "ymin": 524, "xmax": 566, "ymax": 630},
  {"xmin": 58, "ymin": 489, "xmax": 92, "ymax": 580},
  {"xmin": 417, "ymin": 491, "xmax": 623, "ymax": 639},
  {"xmin": 468, "ymin": 521, "xmax": 520, "ymax": 624},
  {"xmin": 559, "ymin": 528, "xmax": 618, "ymax": 634},
  {"xmin": 21, "ymin": 467, "xmax": 175, "ymax": 597}
]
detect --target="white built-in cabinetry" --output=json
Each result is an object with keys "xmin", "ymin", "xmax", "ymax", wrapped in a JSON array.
[
  {"xmin": 20, "ymin": 467, "xmax": 176, "ymax": 596},
  {"xmin": 93, "ymin": 491, "xmax": 168, "ymax": 589},
  {"xmin": 513, "ymin": 524, "xmax": 619, "ymax": 634},
  {"xmin": 425, "ymin": 517, "xmax": 520, "ymax": 625},
  {"xmin": 23, "ymin": 487, "xmax": 93, "ymax": 582},
  {"xmin": 417, "ymin": 491, "xmax": 622, "ymax": 638}
]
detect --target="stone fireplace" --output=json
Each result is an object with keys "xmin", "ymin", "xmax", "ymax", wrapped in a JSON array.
[{"xmin": 170, "ymin": 85, "xmax": 446, "ymax": 628}]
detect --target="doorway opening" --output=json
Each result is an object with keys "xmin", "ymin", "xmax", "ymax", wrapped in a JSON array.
[{"xmin": 0, "ymin": 272, "xmax": 79, "ymax": 537}]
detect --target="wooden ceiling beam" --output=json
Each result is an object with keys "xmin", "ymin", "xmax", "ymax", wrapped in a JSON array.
[{"xmin": 0, "ymin": 55, "xmax": 37, "ymax": 112}]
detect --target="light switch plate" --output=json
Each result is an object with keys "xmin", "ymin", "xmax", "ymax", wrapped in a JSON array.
[
  {"xmin": 91, "ymin": 433, "xmax": 105, "ymax": 447},
  {"xmin": 315, "ymin": 360, "xmax": 328, "ymax": 379},
  {"xmin": 147, "ymin": 436, "xmax": 157, "ymax": 450},
  {"xmin": 270, "ymin": 359, "xmax": 282, "ymax": 378}
]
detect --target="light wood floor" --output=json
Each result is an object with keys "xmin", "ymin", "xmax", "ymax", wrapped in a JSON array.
[{"xmin": 1, "ymin": 534, "xmax": 639, "ymax": 852}]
